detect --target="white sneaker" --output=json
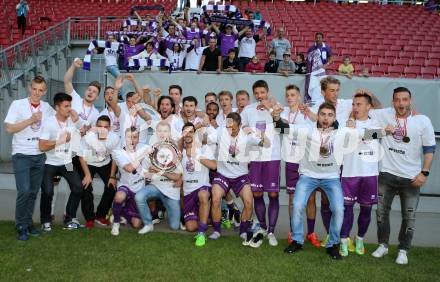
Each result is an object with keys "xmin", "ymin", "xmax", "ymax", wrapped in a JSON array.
[
  {"xmin": 267, "ymin": 233, "xmax": 278, "ymax": 247},
  {"xmin": 111, "ymin": 223, "xmax": 120, "ymax": 236},
  {"xmin": 239, "ymin": 232, "xmax": 247, "ymax": 240},
  {"xmin": 42, "ymin": 222, "xmax": 52, "ymax": 232},
  {"xmin": 208, "ymin": 231, "xmax": 221, "ymax": 240},
  {"xmin": 372, "ymin": 244, "xmax": 389, "ymax": 258},
  {"xmin": 138, "ymin": 224, "xmax": 154, "ymax": 235},
  {"xmin": 395, "ymin": 249, "xmax": 408, "ymax": 265},
  {"xmin": 180, "ymin": 222, "xmax": 186, "ymax": 231}
]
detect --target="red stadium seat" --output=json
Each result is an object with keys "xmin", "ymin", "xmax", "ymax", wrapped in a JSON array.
[
  {"xmin": 364, "ymin": 57, "xmax": 379, "ymax": 65},
  {"xmin": 378, "ymin": 58, "xmax": 393, "ymax": 65},
  {"xmin": 404, "ymin": 66, "xmax": 421, "ymax": 78},
  {"xmin": 421, "ymin": 67, "xmax": 437, "ymax": 79},
  {"xmin": 393, "ymin": 58, "xmax": 410, "ymax": 66},
  {"xmin": 425, "ymin": 59, "xmax": 440, "ymax": 67},
  {"xmin": 428, "ymin": 53, "xmax": 440, "ymax": 60},
  {"xmin": 371, "ymin": 65, "xmax": 387, "ymax": 76},
  {"xmin": 409, "ymin": 58, "xmax": 425, "ymax": 66},
  {"xmin": 388, "ymin": 65, "xmax": 404, "ymax": 77}
]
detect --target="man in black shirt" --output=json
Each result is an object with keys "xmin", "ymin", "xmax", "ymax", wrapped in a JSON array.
[
  {"xmin": 264, "ymin": 51, "xmax": 279, "ymax": 73},
  {"xmin": 198, "ymin": 38, "xmax": 222, "ymax": 74}
]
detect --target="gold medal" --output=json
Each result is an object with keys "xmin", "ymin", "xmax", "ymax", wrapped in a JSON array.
[
  {"xmin": 320, "ymin": 146, "xmax": 329, "ymax": 156},
  {"xmin": 402, "ymin": 136, "xmax": 410, "ymax": 143}
]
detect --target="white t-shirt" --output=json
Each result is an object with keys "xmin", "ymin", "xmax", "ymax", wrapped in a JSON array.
[
  {"xmin": 215, "ymin": 108, "xmax": 237, "ymax": 128},
  {"xmin": 182, "ymin": 145, "xmax": 215, "ymax": 195},
  {"xmin": 71, "ymin": 89, "xmax": 99, "ymax": 127},
  {"xmin": 238, "ymin": 36, "xmax": 257, "ymax": 59},
  {"xmin": 280, "ymin": 107, "xmax": 312, "ymax": 164},
  {"xmin": 112, "ymin": 144, "xmax": 150, "ymax": 193},
  {"xmin": 104, "ymin": 47, "xmax": 118, "ymax": 67},
  {"xmin": 341, "ymin": 118, "xmax": 381, "ymax": 177},
  {"xmin": 311, "ymin": 98, "xmax": 352, "ymax": 124},
  {"xmin": 370, "ymin": 108, "xmax": 436, "ymax": 179},
  {"xmin": 214, "ymin": 127, "xmax": 261, "ymax": 178},
  {"xmin": 185, "ymin": 46, "xmax": 207, "ymax": 70},
  {"xmin": 240, "ymin": 102, "xmax": 281, "ymax": 161},
  {"xmin": 79, "ymin": 130, "xmax": 120, "ymax": 167},
  {"xmin": 166, "ymin": 49, "xmax": 187, "ymax": 69},
  {"xmin": 289, "ymin": 125, "xmax": 363, "ymax": 179},
  {"xmin": 39, "ymin": 115, "xmax": 82, "ymax": 166},
  {"xmin": 99, "ymin": 108, "xmax": 121, "ymax": 134},
  {"xmin": 149, "ymin": 161, "xmax": 183, "ymax": 201},
  {"xmin": 4, "ymin": 98, "xmax": 55, "ymax": 155}
]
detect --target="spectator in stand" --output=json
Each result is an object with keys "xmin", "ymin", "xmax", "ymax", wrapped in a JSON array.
[
  {"xmin": 338, "ymin": 56, "xmax": 355, "ymax": 79},
  {"xmin": 245, "ymin": 56, "xmax": 264, "ymax": 74},
  {"xmin": 211, "ymin": 24, "xmax": 241, "ymax": 58},
  {"xmin": 254, "ymin": 10, "xmax": 262, "ymax": 20},
  {"xmin": 104, "ymin": 34, "xmax": 120, "ymax": 79},
  {"xmin": 16, "ymin": 0, "xmax": 29, "ymax": 36},
  {"xmin": 198, "ymin": 38, "xmax": 222, "ymax": 74},
  {"xmin": 238, "ymin": 26, "xmax": 266, "ymax": 72},
  {"xmin": 130, "ymin": 42, "xmax": 166, "ymax": 71},
  {"xmin": 123, "ymin": 36, "xmax": 146, "ymax": 71},
  {"xmin": 270, "ymin": 28, "xmax": 291, "ymax": 63},
  {"xmin": 278, "ymin": 52, "xmax": 296, "ymax": 76},
  {"xmin": 166, "ymin": 43, "xmax": 187, "ymax": 71},
  {"xmin": 294, "ymin": 54, "xmax": 307, "ymax": 74},
  {"xmin": 223, "ymin": 49, "xmax": 240, "ymax": 72},
  {"xmin": 264, "ymin": 51, "xmax": 279, "ymax": 73},
  {"xmin": 360, "ymin": 66, "xmax": 370, "ymax": 78},
  {"xmin": 185, "ymin": 38, "xmax": 207, "ymax": 71}
]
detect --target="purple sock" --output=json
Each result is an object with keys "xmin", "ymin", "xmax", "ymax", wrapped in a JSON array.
[
  {"xmin": 268, "ymin": 195, "xmax": 279, "ymax": 234},
  {"xmin": 239, "ymin": 220, "xmax": 251, "ymax": 234},
  {"xmin": 357, "ymin": 206, "xmax": 372, "ymax": 237},
  {"xmin": 320, "ymin": 203, "xmax": 331, "ymax": 233},
  {"xmin": 198, "ymin": 222, "xmax": 208, "ymax": 233},
  {"xmin": 112, "ymin": 202, "xmax": 123, "ymax": 223},
  {"xmin": 212, "ymin": 221, "xmax": 221, "ymax": 233},
  {"xmin": 340, "ymin": 205, "xmax": 354, "ymax": 238},
  {"xmin": 307, "ymin": 218, "xmax": 316, "ymax": 235},
  {"xmin": 254, "ymin": 196, "xmax": 267, "ymax": 230}
]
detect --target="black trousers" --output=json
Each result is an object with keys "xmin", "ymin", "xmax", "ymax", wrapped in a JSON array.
[
  {"xmin": 73, "ymin": 157, "xmax": 116, "ymax": 221},
  {"xmin": 40, "ymin": 163, "xmax": 83, "ymax": 224},
  {"xmin": 17, "ymin": 15, "xmax": 26, "ymax": 35}
]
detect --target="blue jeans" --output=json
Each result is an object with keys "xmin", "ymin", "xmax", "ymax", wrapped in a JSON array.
[
  {"xmin": 291, "ymin": 175, "xmax": 344, "ymax": 247},
  {"xmin": 106, "ymin": 65, "xmax": 120, "ymax": 78},
  {"xmin": 12, "ymin": 153, "xmax": 45, "ymax": 229},
  {"xmin": 135, "ymin": 184, "xmax": 180, "ymax": 230}
]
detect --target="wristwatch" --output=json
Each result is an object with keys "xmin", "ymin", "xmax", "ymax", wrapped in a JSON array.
[{"xmin": 421, "ymin": 171, "xmax": 430, "ymax": 177}]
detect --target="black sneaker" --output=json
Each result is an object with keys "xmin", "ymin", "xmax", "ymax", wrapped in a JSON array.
[
  {"xmin": 249, "ymin": 232, "xmax": 265, "ymax": 248},
  {"xmin": 27, "ymin": 225, "xmax": 41, "ymax": 237},
  {"xmin": 242, "ymin": 231, "xmax": 254, "ymax": 246},
  {"xmin": 284, "ymin": 240, "xmax": 303, "ymax": 254},
  {"xmin": 326, "ymin": 244, "xmax": 342, "ymax": 260}
]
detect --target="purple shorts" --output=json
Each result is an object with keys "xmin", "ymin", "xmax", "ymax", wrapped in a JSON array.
[
  {"xmin": 285, "ymin": 162, "xmax": 300, "ymax": 194},
  {"xmin": 341, "ymin": 176, "xmax": 378, "ymax": 205},
  {"xmin": 212, "ymin": 173, "xmax": 250, "ymax": 197},
  {"xmin": 249, "ymin": 160, "xmax": 281, "ymax": 193},
  {"xmin": 117, "ymin": 186, "xmax": 141, "ymax": 222},
  {"xmin": 183, "ymin": 186, "xmax": 210, "ymax": 222},
  {"xmin": 209, "ymin": 170, "xmax": 217, "ymax": 184}
]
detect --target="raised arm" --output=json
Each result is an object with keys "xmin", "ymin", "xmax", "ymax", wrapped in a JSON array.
[{"xmin": 64, "ymin": 58, "xmax": 82, "ymax": 95}]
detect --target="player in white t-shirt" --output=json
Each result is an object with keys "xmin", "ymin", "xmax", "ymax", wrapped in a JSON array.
[
  {"xmin": 135, "ymin": 121, "xmax": 183, "ymax": 234},
  {"xmin": 272, "ymin": 84, "xmax": 319, "ymax": 247},
  {"xmin": 180, "ymin": 122, "xmax": 217, "ymax": 247},
  {"xmin": 240, "ymin": 80, "xmax": 281, "ymax": 248},
  {"xmin": 110, "ymin": 127, "xmax": 151, "ymax": 236},
  {"xmin": 38, "ymin": 93, "xmax": 83, "ymax": 231},
  {"xmin": 370, "ymin": 87, "xmax": 436, "ymax": 265},
  {"xmin": 76, "ymin": 115, "xmax": 120, "ymax": 228},
  {"xmin": 216, "ymin": 91, "xmax": 237, "ymax": 128},
  {"xmin": 235, "ymin": 90, "xmax": 250, "ymax": 114},
  {"xmin": 64, "ymin": 58, "xmax": 100, "ymax": 135},
  {"xmin": 307, "ymin": 76, "xmax": 353, "ymax": 245},
  {"xmin": 4, "ymin": 76, "xmax": 55, "ymax": 240},
  {"xmin": 284, "ymin": 102, "xmax": 364, "ymax": 260},
  {"xmin": 209, "ymin": 112, "xmax": 269, "ymax": 243},
  {"xmin": 340, "ymin": 92, "xmax": 382, "ymax": 257}
]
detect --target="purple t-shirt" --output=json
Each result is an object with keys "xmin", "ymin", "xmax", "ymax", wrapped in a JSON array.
[
  {"xmin": 219, "ymin": 32, "xmax": 238, "ymax": 57},
  {"xmin": 123, "ymin": 44, "xmax": 145, "ymax": 68},
  {"xmin": 184, "ymin": 28, "xmax": 203, "ymax": 42}
]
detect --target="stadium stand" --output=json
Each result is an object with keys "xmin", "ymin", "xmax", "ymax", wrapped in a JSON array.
[{"xmin": 1, "ymin": 0, "xmax": 439, "ymax": 78}]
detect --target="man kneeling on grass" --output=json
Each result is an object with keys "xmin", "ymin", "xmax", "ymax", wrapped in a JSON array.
[
  {"xmin": 111, "ymin": 127, "xmax": 151, "ymax": 236},
  {"xmin": 180, "ymin": 122, "xmax": 217, "ymax": 247}
]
